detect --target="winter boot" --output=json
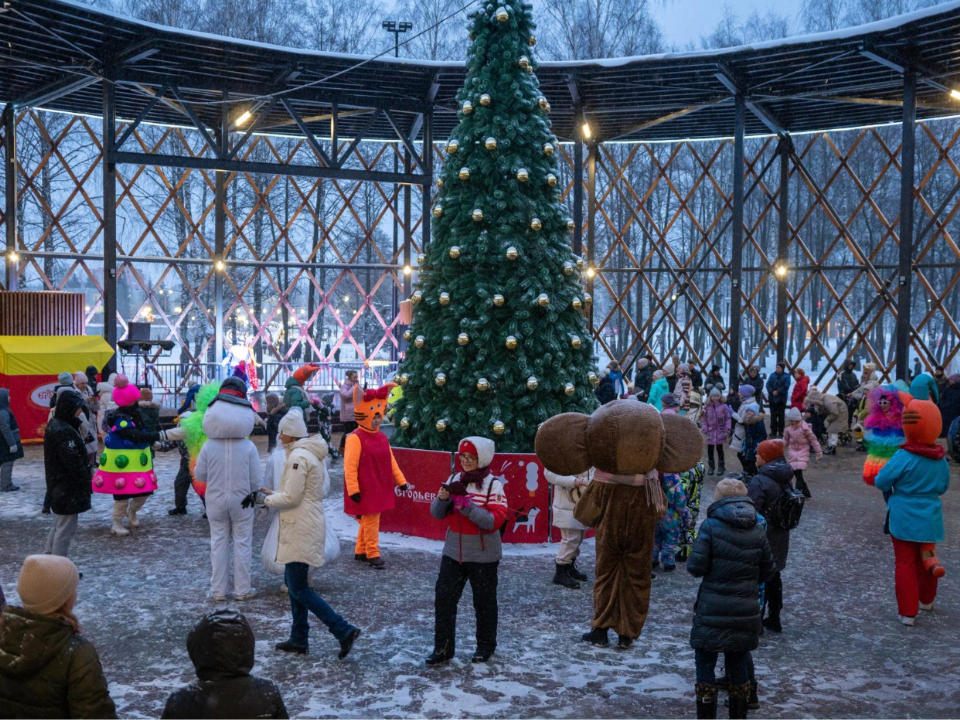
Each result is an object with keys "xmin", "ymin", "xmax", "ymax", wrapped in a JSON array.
[
  {"xmin": 471, "ymin": 649, "xmax": 494, "ymax": 663},
  {"xmin": 425, "ymin": 646, "xmax": 454, "ymax": 666},
  {"xmin": 354, "ymin": 553, "xmax": 368, "ymax": 563},
  {"xmin": 707, "ymin": 460, "xmax": 715, "ymax": 476},
  {"xmin": 553, "ymin": 563, "xmax": 581, "ymax": 589},
  {"xmin": 581, "ymin": 627, "xmax": 609, "ymax": 647},
  {"xmin": 569, "ymin": 560, "xmax": 589, "ymax": 582},
  {"xmin": 695, "ymin": 684, "xmax": 719, "ymax": 719},
  {"xmin": 111, "ymin": 501, "xmax": 130, "ymax": 536},
  {"xmin": 823, "ymin": 445, "xmax": 836, "ymax": 456},
  {"xmin": 276, "ymin": 640, "xmax": 308, "ymax": 654},
  {"xmin": 338, "ymin": 627, "xmax": 361, "ymax": 659},
  {"xmin": 127, "ymin": 497, "xmax": 147, "ymax": 529},
  {"xmin": 616, "ymin": 635, "xmax": 633, "ymax": 649},
  {"xmin": 762, "ymin": 610, "xmax": 782, "ymax": 633},
  {"xmin": 748, "ymin": 681, "xmax": 760, "ymax": 710},
  {"xmin": 717, "ymin": 463, "xmax": 726, "ymax": 476},
  {"xmin": 727, "ymin": 683, "xmax": 750, "ymax": 719},
  {"xmin": 367, "ymin": 556, "xmax": 385, "ymax": 570}
]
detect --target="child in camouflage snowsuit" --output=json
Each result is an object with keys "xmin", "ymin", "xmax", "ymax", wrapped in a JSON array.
[
  {"xmin": 653, "ymin": 472, "xmax": 691, "ymax": 571},
  {"xmin": 676, "ymin": 462, "xmax": 705, "ymax": 562}
]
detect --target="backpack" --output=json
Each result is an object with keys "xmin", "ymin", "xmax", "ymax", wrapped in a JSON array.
[{"xmin": 768, "ymin": 485, "xmax": 805, "ymax": 531}]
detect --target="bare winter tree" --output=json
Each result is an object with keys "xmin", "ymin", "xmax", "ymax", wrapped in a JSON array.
[
  {"xmin": 536, "ymin": 0, "xmax": 665, "ymax": 59},
  {"xmin": 299, "ymin": 0, "xmax": 385, "ymax": 53},
  {"xmin": 393, "ymin": 0, "xmax": 466, "ymax": 60}
]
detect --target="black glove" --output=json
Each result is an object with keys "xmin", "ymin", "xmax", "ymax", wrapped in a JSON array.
[
  {"xmin": 400, "ymin": 484, "xmax": 414, "ymax": 493},
  {"xmin": 241, "ymin": 490, "xmax": 265, "ymax": 509},
  {"xmin": 350, "ymin": 493, "xmax": 362, "ymax": 503}
]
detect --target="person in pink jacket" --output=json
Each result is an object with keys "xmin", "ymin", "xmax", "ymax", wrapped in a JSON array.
[
  {"xmin": 782, "ymin": 407, "xmax": 822, "ymax": 498},
  {"xmin": 700, "ymin": 388, "xmax": 732, "ymax": 476}
]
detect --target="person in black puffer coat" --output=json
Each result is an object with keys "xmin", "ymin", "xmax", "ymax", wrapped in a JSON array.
[
  {"xmin": 688, "ymin": 478, "xmax": 776, "ymax": 719},
  {"xmin": 43, "ymin": 392, "xmax": 93, "ymax": 558},
  {"xmin": 746, "ymin": 439, "xmax": 795, "ymax": 635},
  {"xmin": 633, "ymin": 358, "xmax": 656, "ymax": 401},
  {"xmin": 161, "ymin": 609, "xmax": 288, "ymax": 719}
]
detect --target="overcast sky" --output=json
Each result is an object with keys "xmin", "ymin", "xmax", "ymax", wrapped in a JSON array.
[{"xmin": 653, "ymin": 0, "xmax": 804, "ymax": 48}]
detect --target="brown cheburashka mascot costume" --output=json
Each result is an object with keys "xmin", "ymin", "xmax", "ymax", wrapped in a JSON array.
[{"xmin": 536, "ymin": 400, "xmax": 704, "ymax": 648}]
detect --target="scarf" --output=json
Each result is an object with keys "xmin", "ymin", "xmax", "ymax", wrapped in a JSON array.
[
  {"xmin": 900, "ymin": 442, "xmax": 946, "ymax": 460},
  {"xmin": 448, "ymin": 468, "xmax": 491, "ymax": 495}
]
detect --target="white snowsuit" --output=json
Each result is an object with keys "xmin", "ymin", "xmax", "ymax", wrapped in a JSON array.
[{"xmin": 195, "ymin": 399, "xmax": 262, "ymax": 597}]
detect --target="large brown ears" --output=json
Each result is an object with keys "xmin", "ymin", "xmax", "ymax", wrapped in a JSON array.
[
  {"xmin": 656, "ymin": 413, "xmax": 705, "ymax": 473},
  {"xmin": 535, "ymin": 413, "xmax": 591, "ymax": 476}
]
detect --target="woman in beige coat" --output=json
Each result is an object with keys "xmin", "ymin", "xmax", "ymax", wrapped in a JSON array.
[
  {"xmin": 805, "ymin": 387, "xmax": 849, "ymax": 454},
  {"xmin": 546, "ymin": 469, "xmax": 593, "ymax": 589},
  {"xmin": 260, "ymin": 408, "xmax": 361, "ymax": 658}
]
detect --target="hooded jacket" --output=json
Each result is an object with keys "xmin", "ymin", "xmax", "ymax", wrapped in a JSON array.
[
  {"xmin": 791, "ymin": 375, "xmax": 810, "ymax": 409},
  {"xmin": 765, "ymin": 371, "xmax": 791, "ymax": 405},
  {"xmin": 687, "ymin": 496, "xmax": 776, "ymax": 652},
  {"xmin": 0, "ymin": 606, "xmax": 117, "ymax": 719},
  {"xmin": 43, "ymin": 393, "xmax": 92, "ymax": 516},
  {"xmin": 264, "ymin": 435, "xmax": 330, "ymax": 568},
  {"xmin": 782, "ymin": 420, "xmax": 822, "ymax": 470},
  {"xmin": 545, "ymin": 469, "xmax": 592, "ymax": 531},
  {"xmin": 0, "ymin": 389, "xmax": 24, "ymax": 463},
  {"xmin": 194, "ymin": 400, "xmax": 261, "ymax": 509},
  {"xmin": 701, "ymin": 399, "xmax": 732, "ymax": 445},
  {"xmin": 283, "ymin": 376, "xmax": 311, "ymax": 413},
  {"xmin": 161, "ymin": 609, "xmax": 287, "ymax": 719},
  {"xmin": 875, "ymin": 445, "xmax": 950, "ymax": 543},
  {"xmin": 805, "ymin": 389, "xmax": 849, "ymax": 434},
  {"xmin": 838, "ymin": 363, "xmax": 859, "ymax": 396},
  {"xmin": 648, "ymin": 376, "xmax": 669, "ymax": 411},
  {"xmin": 633, "ymin": 363, "xmax": 655, "ymax": 399},
  {"xmin": 746, "ymin": 457, "xmax": 795, "ymax": 570},
  {"xmin": 338, "ymin": 376, "xmax": 357, "ymax": 422}
]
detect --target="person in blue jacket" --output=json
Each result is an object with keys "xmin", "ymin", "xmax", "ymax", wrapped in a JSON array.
[
  {"xmin": 765, "ymin": 363, "xmax": 791, "ymax": 438},
  {"xmin": 874, "ymin": 398, "xmax": 950, "ymax": 627}
]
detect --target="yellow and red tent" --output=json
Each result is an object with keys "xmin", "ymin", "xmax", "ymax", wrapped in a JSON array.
[{"xmin": 0, "ymin": 336, "xmax": 115, "ymax": 442}]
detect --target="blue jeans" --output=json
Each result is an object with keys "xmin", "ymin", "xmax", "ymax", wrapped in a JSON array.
[
  {"xmin": 285, "ymin": 562, "xmax": 352, "ymax": 646},
  {"xmin": 695, "ymin": 649, "xmax": 751, "ymax": 685}
]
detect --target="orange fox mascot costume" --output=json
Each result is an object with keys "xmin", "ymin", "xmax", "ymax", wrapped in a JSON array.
[{"xmin": 343, "ymin": 383, "xmax": 410, "ymax": 569}]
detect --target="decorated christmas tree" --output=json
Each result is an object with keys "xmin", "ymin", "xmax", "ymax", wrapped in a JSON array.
[{"xmin": 390, "ymin": 1, "xmax": 599, "ymax": 453}]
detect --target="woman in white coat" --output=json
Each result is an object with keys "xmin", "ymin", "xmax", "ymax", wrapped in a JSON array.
[
  {"xmin": 260, "ymin": 408, "xmax": 362, "ymax": 659},
  {"xmin": 546, "ymin": 469, "xmax": 593, "ymax": 589}
]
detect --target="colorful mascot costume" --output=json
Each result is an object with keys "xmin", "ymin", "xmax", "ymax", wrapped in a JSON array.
[
  {"xmin": 862, "ymin": 385, "xmax": 906, "ymax": 486},
  {"xmin": 874, "ymin": 396, "xmax": 950, "ymax": 624},
  {"xmin": 342, "ymin": 383, "xmax": 410, "ymax": 569},
  {"xmin": 535, "ymin": 400, "xmax": 704, "ymax": 648},
  {"xmin": 178, "ymin": 382, "xmax": 223, "ymax": 499},
  {"xmin": 93, "ymin": 375, "xmax": 167, "ymax": 535}
]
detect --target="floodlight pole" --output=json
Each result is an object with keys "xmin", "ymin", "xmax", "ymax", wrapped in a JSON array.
[{"xmin": 896, "ymin": 69, "xmax": 917, "ymax": 382}]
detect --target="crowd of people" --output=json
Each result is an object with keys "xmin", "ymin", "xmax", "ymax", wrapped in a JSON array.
[{"xmin": 0, "ymin": 354, "xmax": 954, "ymax": 719}]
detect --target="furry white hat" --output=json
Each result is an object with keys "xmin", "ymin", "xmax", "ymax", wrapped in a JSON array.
[
  {"xmin": 278, "ymin": 407, "xmax": 309, "ymax": 438},
  {"xmin": 458, "ymin": 436, "xmax": 496, "ymax": 468}
]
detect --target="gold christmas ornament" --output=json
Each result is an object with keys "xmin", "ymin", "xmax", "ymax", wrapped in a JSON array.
[
  {"xmin": 536, "ymin": 293, "xmax": 549, "ymax": 307},
  {"xmin": 505, "ymin": 335, "xmax": 518, "ymax": 349},
  {"xmin": 403, "ymin": 330, "xmax": 412, "ymax": 341},
  {"xmin": 493, "ymin": 294, "xmax": 505, "ymax": 306},
  {"xmin": 457, "ymin": 332, "xmax": 470, "ymax": 346},
  {"xmin": 564, "ymin": 382, "xmax": 576, "ymax": 396},
  {"xmin": 516, "ymin": 168, "xmax": 529, "ymax": 182},
  {"xmin": 485, "ymin": 136, "xmax": 498, "ymax": 150},
  {"xmin": 435, "ymin": 373, "xmax": 447, "ymax": 387},
  {"xmin": 436, "ymin": 419, "xmax": 448, "ymax": 432},
  {"xmin": 584, "ymin": 292, "xmax": 593, "ymax": 305},
  {"xmin": 414, "ymin": 335, "xmax": 425, "ymax": 348},
  {"xmin": 495, "ymin": 6, "xmax": 509, "ymax": 22},
  {"xmin": 547, "ymin": 173, "xmax": 558, "ymax": 187},
  {"xmin": 472, "ymin": 208, "xmax": 484, "ymax": 222},
  {"xmin": 480, "ymin": 93, "xmax": 492, "ymax": 106},
  {"xmin": 563, "ymin": 261, "xmax": 575, "ymax": 275},
  {"xmin": 538, "ymin": 96, "xmax": 548, "ymax": 109},
  {"xmin": 566, "ymin": 219, "xmax": 576, "ymax": 232},
  {"xmin": 417, "ymin": 253, "xmax": 426, "ymax": 264},
  {"xmin": 526, "ymin": 66, "xmax": 533, "ymax": 74},
  {"xmin": 449, "ymin": 246, "xmax": 461, "ymax": 259},
  {"xmin": 526, "ymin": 376, "xmax": 539, "ymax": 391},
  {"xmin": 458, "ymin": 166, "xmax": 471, "ymax": 181},
  {"xmin": 545, "ymin": 102, "xmax": 551, "ymax": 113},
  {"xmin": 588, "ymin": 371, "xmax": 599, "ymax": 386},
  {"xmin": 476, "ymin": 377, "xmax": 490, "ymax": 391},
  {"xmin": 505, "ymin": 246, "xmax": 518, "ymax": 260},
  {"xmin": 530, "ymin": 217, "xmax": 542, "ymax": 231},
  {"xmin": 446, "ymin": 139, "xmax": 459, "ymax": 154},
  {"xmin": 400, "ymin": 373, "xmax": 410, "ymax": 385},
  {"xmin": 543, "ymin": 142, "xmax": 555, "ymax": 156},
  {"xmin": 412, "ymin": 290, "xmax": 423, "ymax": 304},
  {"xmin": 493, "ymin": 420, "xmax": 505, "ymax": 434},
  {"xmin": 462, "ymin": 100, "xmax": 474, "ymax": 115},
  {"xmin": 576, "ymin": 257, "xmax": 585, "ymax": 270},
  {"xmin": 519, "ymin": 56, "xmax": 530, "ymax": 69},
  {"xmin": 400, "ymin": 416, "xmax": 410, "ymax": 429},
  {"xmin": 439, "ymin": 292, "xmax": 450, "ymax": 305},
  {"xmin": 528, "ymin": 34, "xmax": 536, "ymax": 46},
  {"xmin": 436, "ymin": 178, "xmax": 444, "ymax": 189},
  {"xmin": 433, "ymin": 205, "xmax": 444, "ymax": 218},
  {"xmin": 570, "ymin": 335, "xmax": 582, "ymax": 349},
  {"xmin": 572, "ymin": 297, "xmax": 583, "ymax": 311}
]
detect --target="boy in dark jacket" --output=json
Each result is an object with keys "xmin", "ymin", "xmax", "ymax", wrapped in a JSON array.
[
  {"xmin": 765, "ymin": 363, "xmax": 791, "ymax": 437},
  {"xmin": 162, "ymin": 609, "xmax": 288, "ymax": 719},
  {"xmin": 746, "ymin": 440, "xmax": 795, "ymax": 634},
  {"xmin": 0, "ymin": 388, "xmax": 24, "ymax": 491},
  {"xmin": 688, "ymin": 478, "xmax": 776, "ymax": 719}
]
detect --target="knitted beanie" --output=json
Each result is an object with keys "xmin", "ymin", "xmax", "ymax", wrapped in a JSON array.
[
  {"xmin": 57, "ymin": 371, "xmax": 74, "ymax": 386},
  {"xmin": 17, "ymin": 555, "xmax": 79, "ymax": 616},
  {"xmin": 743, "ymin": 402, "xmax": 760, "ymax": 415},
  {"xmin": 72, "ymin": 371, "xmax": 87, "ymax": 385},
  {"xmin": 661, "ymin": 392, "xmax": 678, "ymax": 408},
  {"xmin": 786, "ymin": 407, "xmax": 803, "ymax": 422},
  {"xmin": 714, "ymin": 478, "xmax": 748, "ymax": 499},
  {"xmin": 111, "ymin": 375, "xmax": 142, "ymax": 408},
  {"xmin": 278, "ymin": 407, "xmax": 308, "ymax": 438},
  {"xmin": 757, "ymin": 439, "xmax": 785, "ymax": 463},
  {"xmin": 739, "ymin": 385, "xmax": 756, "ymax": 398},
  {"xmin": 709, "ymin": 388, "xmax": 722, "ymax": 398}
]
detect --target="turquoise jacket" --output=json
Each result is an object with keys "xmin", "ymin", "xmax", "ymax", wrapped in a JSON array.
[
  {"xmin": 648, "ymin": 377, "xmax": 669, "ymax": 411},
  {"xmin": 875, "ymin": 448, "xmax": 950, "ymax": 543}
]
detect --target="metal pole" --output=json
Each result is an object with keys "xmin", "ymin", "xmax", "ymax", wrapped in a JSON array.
[
  {"xmin": 728, "ymin": 93, "xmax": 745, "ymax": 390},
  {"xmin": 102, "ymin": 82, "xmax": 118, "ymax": 372},
  {"xmin": 896, "ymin": 69, "xmax": 917, "ymax": 382},
  {"xmin": 586, "ymin": 142, "xmax": 597, "ymax": 333},
  {"xmin": 4, "ymin": 105, "xmax": 18, "ymax": 291},
  {"xmin": 776, "ymin": 136, "xmax": 791, "ymax": 362},
  {"xmin": 390, "ymin": 35, "xmax": 400, "ymax": 363},
  {"xmin": 573, "ymin": 132, "xmax": 584, "ymax": 257},
  {"xmin": 214, "ymin": 93, "xmax": 227, "ymax": 377},
  {"xmin": 420, "ymin": 108, "xmax": 432, "ymax": 255}
]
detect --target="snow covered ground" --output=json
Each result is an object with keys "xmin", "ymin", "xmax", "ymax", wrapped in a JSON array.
[{"xmin": 2, "ymin": 438, "xmax": 959, "ymax": 718}]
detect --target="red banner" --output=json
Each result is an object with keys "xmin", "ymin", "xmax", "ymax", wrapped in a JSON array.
[
  {"xmin": 0, "ymin": 373, "xmax": 58, "ymax": 443},
  {"xmin": 383, "ymin": 447, "xmax": 551, "ymax": 544}
]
